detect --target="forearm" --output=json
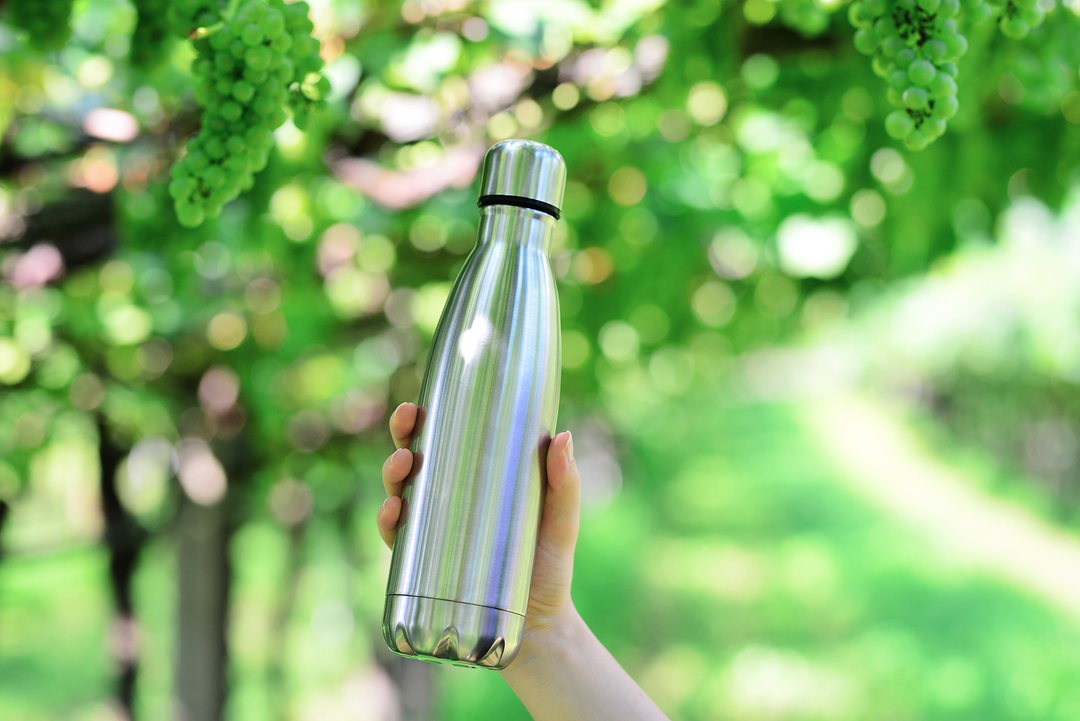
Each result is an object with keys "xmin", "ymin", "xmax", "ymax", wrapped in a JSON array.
[{"xmin": 499, "ymin": 604, "xmax": 670, "ymax": 721}]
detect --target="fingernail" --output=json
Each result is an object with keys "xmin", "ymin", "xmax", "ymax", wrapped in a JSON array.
[
  {"xmin": 393, "ymin": 448, "xmax": 409, "ymax": 466},
  {"xmin": 391, "ymin": 404, "xmax": 400, "ymax": 422},
  {"xmin": 564, "ymin": 432, "xmax": 574, "ymax": 465},
  {"xmin": 381, "ymin": 497, "xmax": 391, "ymax": 512}
]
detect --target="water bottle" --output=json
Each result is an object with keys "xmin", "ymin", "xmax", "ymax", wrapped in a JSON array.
[{"xmin": 382, "ymin": 139, "xmax": 566, "ymax": 670}]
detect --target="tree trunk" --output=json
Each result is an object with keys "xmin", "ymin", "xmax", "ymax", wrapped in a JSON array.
[
  {"xmin": 99, "ymin": 420, "xmax": 147, "ymax": 720},
  {"xmin": 174, "ymin": 496, "xmax": 231, "ymax": 721},
  {"xmin": 336, "ymin": 507, "xmax": 437, "ymax": 721},
  {"xmin": 0, "ymin": 500, "xmax": 8, "ymax": 561},
  {"xmin": 379, "ymin": 654, "xmax": 437, "ymax": 721}
]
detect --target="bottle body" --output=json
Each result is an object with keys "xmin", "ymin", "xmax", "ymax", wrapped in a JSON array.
[{"xmin": 382, "ymin": 204, "xmax": 561, "ymax": 669}]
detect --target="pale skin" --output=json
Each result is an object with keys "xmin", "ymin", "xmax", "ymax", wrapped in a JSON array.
[{"xmin": 377, "ymin": 402, "xmax": 670, "ymax": 721}]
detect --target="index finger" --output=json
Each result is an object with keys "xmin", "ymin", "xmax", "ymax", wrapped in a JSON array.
[{"xmin": 390, "ymin": 402, "xmax": 418, "ymax": 449}]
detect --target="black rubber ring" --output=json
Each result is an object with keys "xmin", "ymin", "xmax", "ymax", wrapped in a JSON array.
[{"xmin": 478, "ymin": 194, "xmax": 561, "ymax": 220}]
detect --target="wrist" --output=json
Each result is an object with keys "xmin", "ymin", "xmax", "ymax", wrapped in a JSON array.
[{"xmin": 500, "ymin": 603, "xmax": 582, "ymax": 680}]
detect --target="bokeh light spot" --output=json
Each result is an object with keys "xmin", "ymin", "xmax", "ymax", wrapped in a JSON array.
[
  {"xmin": 199, "ymin": 366, "xmax": 240, "ymax": 416},
  {"xmin": 178, "ymin": 440, "xmax": 228, "ymax": 506},
  {"xmin": 709, "ymin": 229, "xmax": 759, "ymax": 279},
  {"xmin": 850, "ymin": 189, "xmax": 887, "ymax": 227},
  {"xmin": 629, "ymin": 304, "xmax": 670, "ymax": 344},
  {"xmin": 207, "ymin": 311, "xmax": 248, "ymax": 351},
  {"xmin": 742, "ymin": 55, "xmax": 780, "ymax": 91},
  {"xmin": 599, "ymin": 321, "xmax": 639, "ymax": 363},
  {"xmin": 804, "ymin": 161, "xmax": 845, "ymax": 203},
  {"xmin": 104, "ymin": 305, "xmax": 153, "ymax": 346},
  {"xmin": 743, "ymin": 0, "xmax": 777, "ymax": 24},
  {"xmin": 687, "ymin": 82, "xmax": 728, "ymax": 126},
  {"xmin": 268, "ymin": 479, "xmax": 314, "ymax": 526},
  {"xmin": 0, "ymin": 338, "xmax": 31, "ymax": 385},
  {"xmin": 777, "ymin": 215, "xmax": 858, "ymax": 279},
  {"xmin": 572, "ymin": 247, "xmax": 614, "ymax": 284},
  {"xmin": 608, "ymin": 167, "xmax": 647, "ymax": 206},
  {"xmin": 692, "ymin": 280, "xmax": 736, "ymax": 327},
  {"xmin": 552, "ymin": 82, "xmax": 580, "ymax": 110},
  {"xmin": 83, "ymin": 108, "xmax": 138, "ymax": 142}
]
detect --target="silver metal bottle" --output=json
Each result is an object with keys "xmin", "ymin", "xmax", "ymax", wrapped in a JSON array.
[{"xmin": 382, "ymin": 140, "xmax": 566, "ymax": 670}]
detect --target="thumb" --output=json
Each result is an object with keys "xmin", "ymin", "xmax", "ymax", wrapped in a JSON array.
[{"xmin": 538, "ymin": 431, "xmax": 580, "ymax": 561}]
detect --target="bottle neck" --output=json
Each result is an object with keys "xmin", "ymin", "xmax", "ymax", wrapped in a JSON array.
[{"xmin": 476, "ymin": 205, "xmax": 557, "ymax": 256}]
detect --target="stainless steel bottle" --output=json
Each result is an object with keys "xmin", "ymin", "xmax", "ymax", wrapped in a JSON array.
[{"xmin": 382, "ymin": 140, "xmax": 566, "ymax": 670}]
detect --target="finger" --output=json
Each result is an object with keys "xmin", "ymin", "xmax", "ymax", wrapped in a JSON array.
[
  {"xmin": 377, "ymin": 496, "xmax": 402, "ymax": 549},
  {"xmin": 390, "ymin": 403, "xmax": 417, "ymax": 450},
  {"xmin": 382, "ymin": 448, "xmax": 413, "ymax": 498},
  {"xmin": 537, "ymin": 431, "xmax": 580, "ymax": 559}
]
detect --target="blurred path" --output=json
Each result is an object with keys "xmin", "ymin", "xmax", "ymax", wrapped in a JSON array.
[{"xmin": 806, "ymin": 395, "xmax": 1080, "ymax": 623}]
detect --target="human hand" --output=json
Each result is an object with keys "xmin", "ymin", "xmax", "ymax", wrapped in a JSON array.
[{"xmin": 376, "ymin": 401, "xmax": 582, "ymax": 671}]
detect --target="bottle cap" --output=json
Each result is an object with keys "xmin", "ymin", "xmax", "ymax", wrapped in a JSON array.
[{"xmin": 477, "ymin": 139, "xmax": 566, "ymax": 219}]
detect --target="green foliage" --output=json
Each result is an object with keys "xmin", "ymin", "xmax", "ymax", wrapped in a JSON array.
[
  {"xmin": 131, "ymin": 0, "xmax": 175, "ymax": 67},
  {"xmin": 3, "ymin": 0, "xmax": 76, "ymax": 51},
  {"xmin": 1, "ymin": 0, "xmax": 1080, "ymax": 717}
]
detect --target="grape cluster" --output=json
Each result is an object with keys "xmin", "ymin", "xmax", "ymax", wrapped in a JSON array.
[
  {"xmin": 4, "ymin": 0, "xmax": 76, "ymax": 51},
  {"xmin": 131, "ymin": 0, "xmax": 174, "ymax": 66},
  {"xmin": 992, "ymin": 0, "xmax": 1046, "ymax": 38},
  {"xmin": 851, "ymin": 0, "xmax": 968, "ymax": 150},
  {"xmin": 168, "ymin": 0, "xmax": 326, "ymax": 227}
]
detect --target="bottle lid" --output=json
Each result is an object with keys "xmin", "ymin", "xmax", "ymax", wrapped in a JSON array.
[{"xmin": 477, "ymin": 139, "xmax": 566, "ymax": 220}]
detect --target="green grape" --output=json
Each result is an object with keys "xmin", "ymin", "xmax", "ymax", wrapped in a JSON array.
[
  {"xmin": 939, "ymin": 0, "xmax": 961, "ymax": 15},
  {"xmin": 904, "ymin": 87, "xmax": 930, "ymax": 109},
  {"xmin": 918, "ymin": 0, "xmax": 942, "ymax": 10},
  {"xmin": 241, "ymin": 25, "xmax": 264, "ymax": 46},
  {"xmin": 889, "ymin": 70, "xmax": 910, "ymax": 91},
  {"xmin": 968, "ymin": 1, "xmax": 993, "ymax": 22},
  {"xmin": 1020, "ymin": 4, "xmax": 1044, "ymax": 26},
  {"xmin": 232, "ymin": 80, "xmax": 255, "ymax": 102},
  {"xmin": 940, "ymin": 62, "xmax": 959, "ymax": 78},
  {"xmin": 922, "ymin": 39, "xmax": 947, "ymax": 61},
  {"xmin": 908, "ymin": 59, "xmax": 936, "ymax": 85},
  {"xmin": 922, "ymin": 118, "xmax": 947, "ymax": 139},
  {"xmin": 885, "ymin": 110, "xmax": 915, "ymax": 138},
  {"xmin": 904, "ymin": 129, "xmax": 929, "ymax": 150},
  {"xmin": 882, "ymin": 37, "xmax": 906, "ymax": 57},
  {"xmin": 929, "ymin": 71, "xmax": 958, "ymax": 97},
  {"xmin": 930, "ymin": 94, "xmax": 959, "ymax": 119},
  {"xmin": 872, "ymin": 53, "xmax": 894, "ymax": 77},
  {"xmin": 5, "ymin": 0, "xmax": 76, "ymax": 50},
  {"xmin": 944, "ymin": 33, "xmax": 968, "ymax": 58},
  {"xmin": 999, "ymin": 15, "xmax": 1030, "ymax": 37},
  {"xmin": 855, "ymin": 28, "xmax": 881, "ymax": 54},
  {"xmin": 849, "ymin": 1, "xmax": 875, "ymax": 27},
  {"xmin": 887, "ymin": 87, "xmax": 905, "ymax": 106},
  {"xmin": 896, "ymin": 48, "xmax": 917, "ymax": 68}
]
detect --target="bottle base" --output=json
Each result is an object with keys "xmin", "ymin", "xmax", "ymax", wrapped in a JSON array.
[{"xmin": 382, "ymin": 594, "xmax": 525, "ymax": 670}]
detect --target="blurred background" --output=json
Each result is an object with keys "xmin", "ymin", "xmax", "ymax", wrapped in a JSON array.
[{"xmin": 2, "ymin": 0, "xmax": 1080, "ymax": 719}]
